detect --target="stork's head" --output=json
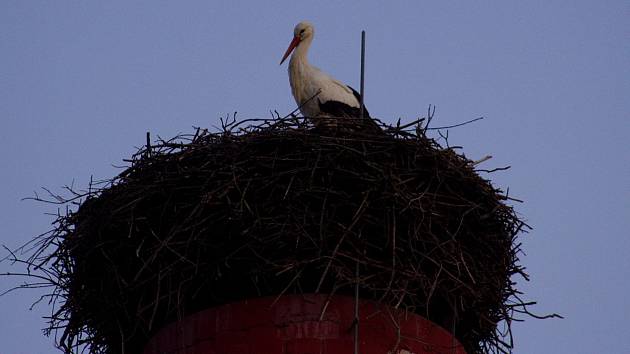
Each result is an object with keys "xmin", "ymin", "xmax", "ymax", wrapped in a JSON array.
[
  {"xmin": 294, "ymin": 21, "xmax": 314, "ymax": 41},
  {"xmin": 280, "ymin": 21, "xmax": 314, "ymax": 65}
]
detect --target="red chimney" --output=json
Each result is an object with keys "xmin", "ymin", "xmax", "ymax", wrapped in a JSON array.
[{"xmin": 144, "ymin": 294, "xmax": 466, "ymax": 354}]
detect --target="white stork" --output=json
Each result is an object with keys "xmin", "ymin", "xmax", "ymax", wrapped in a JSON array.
[{"xmin": 280, "ymin": 21, "xmax": 376, "ymax": 129}]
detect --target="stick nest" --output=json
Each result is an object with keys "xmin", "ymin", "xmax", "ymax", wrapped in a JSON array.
[{"xmin": 33, "ymin": 116, "xmax": 531, "ymax": 353}]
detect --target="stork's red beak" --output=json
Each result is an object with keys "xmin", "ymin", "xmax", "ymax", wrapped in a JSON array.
[{"xmin": 280, "ymin": 36, "xmax": 300, "ymax": 65}]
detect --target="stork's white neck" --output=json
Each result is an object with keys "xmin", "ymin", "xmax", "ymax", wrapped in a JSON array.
[
  {"xmin": 288, "ymin": 36, "xmax": 319, "ymax": 115},
  {"xmin": 289, "ymin": 36, "xmax": 313, "ymax": 69}
]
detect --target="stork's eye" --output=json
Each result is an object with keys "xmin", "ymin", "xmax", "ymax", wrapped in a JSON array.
[{"xmin": 300, "ymin": 29, "xmax": 305, "ymax": 34}]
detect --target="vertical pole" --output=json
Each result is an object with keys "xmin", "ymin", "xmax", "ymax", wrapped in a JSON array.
[
  {"xmin": 354, "ymin": 260, "xmax": 360, "ymax": 354},
  {"xmin": 146, "ymin": 132, "xmax": 151, "ymax": 156},
  {"xmin": 359, "ymin": 31, "xmax": 366, "ymax": 120},
  {"xmin": 355, "ymin": 30, "xmax": 365, "ymax": 354}
]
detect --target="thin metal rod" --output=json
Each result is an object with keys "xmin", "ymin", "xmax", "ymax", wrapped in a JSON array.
[
  {"xmin": 146, "ymin": 132, "xmax": 151, "ymax": 156},
  {"xmin": 354, "ymin": 30, "xmax": 366, "ymax": 354},
  {"xmin": 359, "ymin": 31, "xmax": 366, "ymax": 120},
  {"xmin": 354, "ymin": 260, "xmax": 360, "ymax": 354}
]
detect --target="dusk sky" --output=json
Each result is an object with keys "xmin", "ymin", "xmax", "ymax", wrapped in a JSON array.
[{"xmin": 1, "ymin": 1, "xmax": 628, "ymax": 353}]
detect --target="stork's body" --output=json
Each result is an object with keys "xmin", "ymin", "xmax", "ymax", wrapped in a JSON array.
[{"xmin": 280, "ymin": 21, "xmax": 372, "ymax": 124}]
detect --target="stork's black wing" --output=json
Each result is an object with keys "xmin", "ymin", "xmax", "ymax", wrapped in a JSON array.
[
  {"xmin": 317, "ymin": 85, "xmax": 371, "ymax": 118},
  {"xmin": 348, "ymin": 86, "xmax": 370, "ymax": 119},
  {"xmin": 316, "ymin": 85, "xmax": 381, "ymax": 133}
]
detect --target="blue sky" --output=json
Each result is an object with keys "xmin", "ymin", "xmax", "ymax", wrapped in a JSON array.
[{"xmin": 1, "ymin": 1, "xmax": 628, "ymax": 353}]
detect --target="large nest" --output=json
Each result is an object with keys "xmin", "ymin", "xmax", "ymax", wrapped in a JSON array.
[{"xmin": 29, "ymin": 115, "xmax": 533, "ymax": 353}]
